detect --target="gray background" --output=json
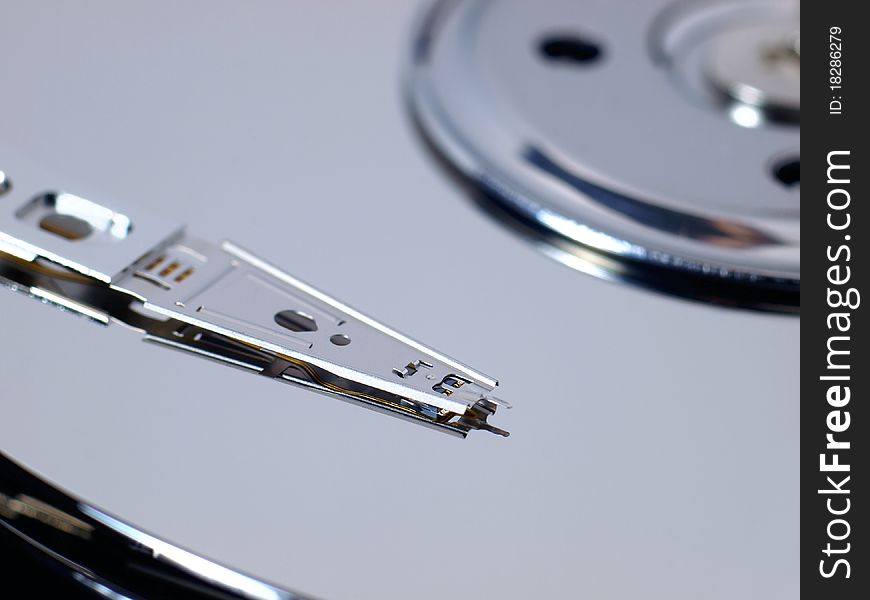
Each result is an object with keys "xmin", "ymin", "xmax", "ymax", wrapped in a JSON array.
[{"xmin": 0, "ymin": 1, "xmax": 798, "ymax": 599}]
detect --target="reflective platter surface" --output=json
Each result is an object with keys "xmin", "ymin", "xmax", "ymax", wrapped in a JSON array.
[{"xmin": 0, "ymin": 2, "xmax": 798, "ymax": 599}]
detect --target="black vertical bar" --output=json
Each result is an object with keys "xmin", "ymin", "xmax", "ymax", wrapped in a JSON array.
[{"xmin": 802, "ymin": 2, "xmax": 868, "ymax": 598}]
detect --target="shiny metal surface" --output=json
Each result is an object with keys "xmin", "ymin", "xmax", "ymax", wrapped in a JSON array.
[
  {"xmin": 0, "ymin": 155, "xmax": 507, "ymax": 436},
  {"xmin": 0, "ymin": 2, "xmax": 798, "ymax": 599},
  {"xmin": 707, "ymin": 22, "xmax": 800, "ymax": 121},
  {"xmin": 0, "ymin": 155, "xmax": 182, "ymax": 283},
  {"xmin": 1, "ymin": 452, "xmax": 305, "ymax": 599},
  {"xmin": 407, "ymin": 0, "xmax": 799, "ymax": 307}
]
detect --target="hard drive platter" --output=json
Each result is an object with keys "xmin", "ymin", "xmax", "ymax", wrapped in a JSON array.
[{"xmin": 0, "ymin": 1, "xmax": 799, "ymax": 599}]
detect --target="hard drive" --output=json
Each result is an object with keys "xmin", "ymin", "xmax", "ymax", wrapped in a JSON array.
[{"xmin": 0, "ymin": 1, "xmax": 798, "ymax": 598}]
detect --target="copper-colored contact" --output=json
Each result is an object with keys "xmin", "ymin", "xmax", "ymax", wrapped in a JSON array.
[
  {"xmin": 174, "ymin": 267, "xmax": 194, "ymax": 283},
  {"xmin": 158, "ymin": 261, "xmax": 180, "ymax": 278}
]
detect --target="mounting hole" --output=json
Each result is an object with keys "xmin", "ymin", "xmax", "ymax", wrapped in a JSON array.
[
  {"xmin": 772, "ymin": 157, "xmax": 799, "ymax": 187},
  {"xmin": 330, "ymin": 334, "xmax": 351, "ymax": 346},
  {"xmin": 274, "ymin": 310, "xmax": 318, "ymax": 332},
  {"xmin": 539, "ymin": 35, "xmax": 603, "ymax": 64},
  {"xmin": 18, "ymin": 192, "xmax": 132, "ymax": 241},
  {"xmin": 39, "ymin": 213, "xmax": 93, "ymax": 241}
]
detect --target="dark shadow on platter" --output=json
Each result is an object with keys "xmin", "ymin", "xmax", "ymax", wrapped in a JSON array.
[{"xmin": 0, "ymin": 451, "xmax": 309, "ymax": 600}]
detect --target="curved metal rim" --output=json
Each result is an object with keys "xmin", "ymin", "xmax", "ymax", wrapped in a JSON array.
[
  {"xmin": 404, "ymin": 0, "xmax": 800, "ymax": 299},
  {"xmin": 405, "ymin": 99, "xmax": 798, "ymax": 314},
  {"xmin": 0, "ymin": 450, "xmax": 311, "ymax": 600}
]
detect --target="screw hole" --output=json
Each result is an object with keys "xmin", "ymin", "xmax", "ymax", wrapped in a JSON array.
[
  {"xmin": 540, "ymin": 35, "xmax": 603, "ymax": 64},
  {"xmin": 772, "ymin": 157, "xmax": 799, "ymax": 187},
  {"xmin": 18, "ymin": 192, "xmax": 132, "ymax": 241},
  {"xmin": 274, "ymin": 310, "xmax": 318, "ymax": 333},
  {"xmin": 330, "ymin": 334, "xmax": 351, "ymax": 346}
]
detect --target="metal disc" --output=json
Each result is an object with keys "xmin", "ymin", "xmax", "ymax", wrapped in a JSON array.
[
  {"xmin": 407, "ymin": 0, "xmax": 799, "ymax": 308},
  {"xmin": 1, "ymin": 2, "xmax": 800, "ymax": 598}
]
